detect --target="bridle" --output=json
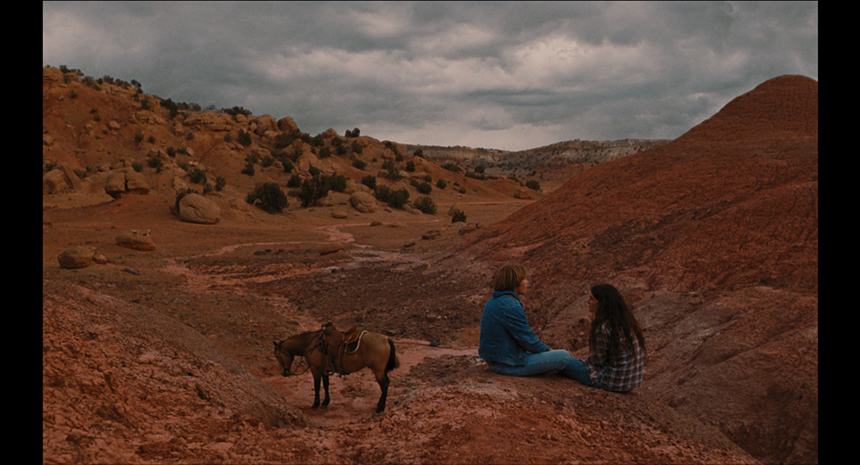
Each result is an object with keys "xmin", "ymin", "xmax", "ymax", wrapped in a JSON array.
[{"xmin": 278, "ymin": 330, "xmax": 325, "ymax": 376}]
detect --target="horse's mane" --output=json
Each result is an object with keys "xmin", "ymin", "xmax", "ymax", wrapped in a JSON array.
[{"xmin": 276, "ymin": 328, "xmax": 323, "ymax": 345}]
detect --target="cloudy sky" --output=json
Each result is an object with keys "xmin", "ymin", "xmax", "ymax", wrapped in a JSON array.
[{"xmin": 43, "ymin": 1, "xmax": 817, "ymax": 151}]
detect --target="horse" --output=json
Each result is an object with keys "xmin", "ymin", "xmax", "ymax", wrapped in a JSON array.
[{"xmin": 273, "ymin": 325, "xmax": 400, "ymax": 414}]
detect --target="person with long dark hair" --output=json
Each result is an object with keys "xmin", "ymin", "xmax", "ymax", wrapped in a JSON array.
[{"xmin": 567, "ymin": 283, "xmax": 646, "ymax": 392}]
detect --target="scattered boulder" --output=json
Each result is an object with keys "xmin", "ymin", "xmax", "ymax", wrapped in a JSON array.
[
  {"xmin": 177, "ymin": 193, "xmax": 221, "ymax": 224},
  {"xmin": 43, "ymin": 164, "xmax": 83, "ymax": 194},
  {"xmin": 58, "ymin": 246, "xmax": 96, "ymax": 269},
  {"xmin": 331, "ymin": 209, "xmax": 348, "ymax": 219},
  {"xmin": 116, "ymin": 230, "xmax": 156, "ymax": 251},
  {"xmin": 104, "ymin": 172, "xmax": 127, "ymax": 198},
  {"xmin": 124, "ymin": 171, "xmax": 150, "ymax": 195},
  {"xmin": 318, "ymin": 242, "xmax": 345, "ymax": 255},
  {"xmin": 349, "ymin": 191, "xmax": 377, "ymax": 213}
]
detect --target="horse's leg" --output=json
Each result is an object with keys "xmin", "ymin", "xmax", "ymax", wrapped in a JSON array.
[
  {"xmin": 374, "ymin": 370, "xmax": 390, "ymax": 414},
  {"xmin": 321, "ymin": 373, "xmax": 330, "ymax": 408},
  {"xmin": 311, "ymin": 370, "xmax": 322, "ymax": 410}
]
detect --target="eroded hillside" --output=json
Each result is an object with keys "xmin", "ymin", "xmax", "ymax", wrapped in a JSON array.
[{"xmin": 43, "ymin": 66, "xmax": 816, "ymax": 464}]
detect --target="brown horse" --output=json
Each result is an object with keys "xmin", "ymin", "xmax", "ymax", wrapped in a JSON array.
[{"xmin": 273, "ymin": 326, "xmax": 400, "ymax": 414}]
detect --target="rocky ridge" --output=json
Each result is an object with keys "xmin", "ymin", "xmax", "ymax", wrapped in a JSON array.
[{"xmin": 405, "ymin": 138, "xmax": 671, "ymax": 180}]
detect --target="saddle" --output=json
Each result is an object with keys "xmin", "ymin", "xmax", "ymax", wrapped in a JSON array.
[{"xmin": 320, "ymin": 323, "xmax": 365, "ymax": 375}]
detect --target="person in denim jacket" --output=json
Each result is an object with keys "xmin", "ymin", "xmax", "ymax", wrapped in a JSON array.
[{"xmin": 479, "ymin": 264, "xmax": 585, "ymax": 380}]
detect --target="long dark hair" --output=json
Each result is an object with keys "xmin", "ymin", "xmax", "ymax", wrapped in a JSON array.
[{"xmin": 589, "ymin": 284, "xmax": 646, "ymax": 358}]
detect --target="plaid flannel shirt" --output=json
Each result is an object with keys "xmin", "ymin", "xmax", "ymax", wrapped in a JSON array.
[{"xmin": 584, "ymin": 323, "xmax": 644, "ymax": 392}]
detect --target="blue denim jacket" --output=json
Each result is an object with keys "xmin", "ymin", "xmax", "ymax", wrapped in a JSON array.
[{"xmin": 478, "ymin": 291, "xmax": 551, "ymax": 366}]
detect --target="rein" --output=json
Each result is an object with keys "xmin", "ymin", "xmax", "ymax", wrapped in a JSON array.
[{"xmin": 280, "ymin": 330, "xmax": 325, "ymax": 376}]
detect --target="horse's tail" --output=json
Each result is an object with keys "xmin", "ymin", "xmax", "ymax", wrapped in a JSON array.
[{"xmin": 386, "ymin": 338, "xmax": 400, "ymax": 372}]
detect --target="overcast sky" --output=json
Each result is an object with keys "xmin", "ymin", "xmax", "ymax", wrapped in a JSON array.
[{"xmin": 43, "ymin": 1, "xmax": 817, "ymax": 151}]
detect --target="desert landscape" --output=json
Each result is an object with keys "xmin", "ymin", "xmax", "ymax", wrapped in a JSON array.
[{"xmin": 43, "ymin": 65, "xmax": 817, "ymax": 464}]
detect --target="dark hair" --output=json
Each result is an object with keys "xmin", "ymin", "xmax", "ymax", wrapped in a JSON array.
[
  {"xmin": 491, "ymin": 263, "xmax": 526, "ymax": 292},
  {"xmin": 589, "ymin": 284, "xmax": 646, "ymax": 358}
]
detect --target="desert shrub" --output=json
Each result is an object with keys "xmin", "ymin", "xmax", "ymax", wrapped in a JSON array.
[
  {"xmin": 325, "ymin": 172, "xmax": 348, "ymax": 193},
  {"xmin": 132, "ymin": 161, "xmax": 144, "ymax": 173},
  {"xmin": 525, "ymin": 180, "xmax": 541, "ymax": 191},
  {"xmin": 245, "ymin": 182, "xmax": 289, "ymax": 213},
  {"xmin": 287, "ymin": 174, "xmax": 302, "ymax": 188},
  {"xmin": 361, "ymin": 175, "xmax": 377, "ymax": 190},
  {"xmin": 382, "ymin": 160, "xmax": 401, "ymax": 180},
  {"xmin": 452, "ymin": 209, "xmax": 467, "ymax": 223},
  {"xmin": 237, "ymin": 130, "xmax": 252, "ymax": 147},
  {"xmin": 261, "ymin": 155, "xmax": 275, "ymax": 168},
  {"xmin": 436, "ymin": 179, "xmax": 447, "ymax": 189},
  {"xmin": 147, "ymin": 157, "xmax": 164, "ymax": 172},
  {"xmin": 406, "ymin": 161, "xmax": 415, "ymax": 172},
  {"xmin": 215, "ymin": 176, "xmax": 227, "ymax": 191},
  {"xmin": 375, "ymin": 186, "xmax": 410, "ymax": 208},
  {"xmin": 465, "ymin": 170, "xmax": 486, "ymax": 180},
  {"xmin": 241, "ymin": 161, "xmax": 255, "ymax": 176},
  {"xmin": 318, "ymin": 146, "xmax": 331, "ymax": 159},
  {"xmin": 352, "ymin": 159, "xmax": 367, "ymax": 170},
  {"xmin": 351, "ymin": 141, "xmax": 363, "ymax": 154},
  {"xmin": 416, "ymin": 182, "xmax": 432, "ymax": 195},
  {"xmin": 280, "ymin": 157, "xmax": 294, "ymax": 173},
  {"xmin": 442, "ymin": 162, "xmax": 461, "ymax": 173},
  {"xmin": 297, "ymin": 174, "xmax": 330, "ymax": 207},
  {"xmin": 189, "ymin": 167, "xmax": 207, "ymax": 184},
  {"xmin": 223, "ymin": 106, "xmax": 252, "ymax": 117},
  {"xmin": 413, "ymin": 196, "xmax": 437, "ymax": 215}
]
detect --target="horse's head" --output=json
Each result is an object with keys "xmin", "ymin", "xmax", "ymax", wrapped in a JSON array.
[{"xmin": 273, "ymin": 340, "xmax": 295, "ymax": 377}]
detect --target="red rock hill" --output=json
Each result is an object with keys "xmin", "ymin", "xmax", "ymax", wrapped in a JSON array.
[{"xmin": 462, "ymin": 75, "xmax": 818, "ymax": 464}]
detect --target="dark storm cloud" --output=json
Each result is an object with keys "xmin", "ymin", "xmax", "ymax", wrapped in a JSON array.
[{"xmin": 43, "ymin": 1, "xmax": 817, "ymax": 151}]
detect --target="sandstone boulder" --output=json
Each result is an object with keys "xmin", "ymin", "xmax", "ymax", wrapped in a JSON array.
[
  {"xmin": 277, "ymin": 116, "xmax": 299, "ymax": 134},
  {"xmin": 43, "ymin": 164, "xmax": 83, "ymax": 194},
  {"xmin": 116, "ymin": 230, "xmax": 156, "ymax": 251},
  {"xmin": 178, "ymin": 194, "xmax": 221, "ymax": 224},
  {"xmin": 318, "ymin": 242, "xmax": 345, "ymax": 255},
  {"xmin": 125, "ymin": 171, "xmax": 150, "ymax": 195},
  {"xmin": 253, "ymin": 115, "xmax": 277, "ymax": 136},
  {"xmin": 105, "ymin": 171, "xmax": 127, "ymax": 198},
  {"xmin": 43, "ymin": 169, "xmax": 70, "ymax": 194},
  {"xmin": 58, "ymin": 246, "xmax": 96, "ymax": 269},
  {"xmin": 349, "ymin": 191, "xmax": 377, "ymax": 213}
]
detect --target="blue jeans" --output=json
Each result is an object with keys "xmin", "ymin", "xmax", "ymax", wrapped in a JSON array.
[{"xmin": 488, "ymin": 350, "xmax": 593, "ymax": 386}]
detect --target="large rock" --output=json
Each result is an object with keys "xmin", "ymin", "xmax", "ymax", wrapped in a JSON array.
[
  {"xmin": 177, "ymin": 194, "xmax": 221, "ymax": 224},
  {"xmin": 124, "ymin": 171, "xmax": 150, "ymax": 195},
  {"xmin": 104, "ymin": 172, "xmax": 127, "ymax": 198},
  {"xmin": 116, "ymin": 230, "xmax": 156, "ymax": 251},
  {"xmin": 43, "ymin": 164, "xmax": 83, "ymax": 194},
  {"xmin": 252, "ymin": 114, "xmax": 277, "ymax": 136},
  {"xmin": 277, "ymin": 116, "xmax": 299, "ymax": 134},
  {"xmin": 58, "ymin": 246, "xmax": 96, "ymax": 269},
  {"xmin": 349, "ymin": 191, "xmax": 377, "ymax": 213}
]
